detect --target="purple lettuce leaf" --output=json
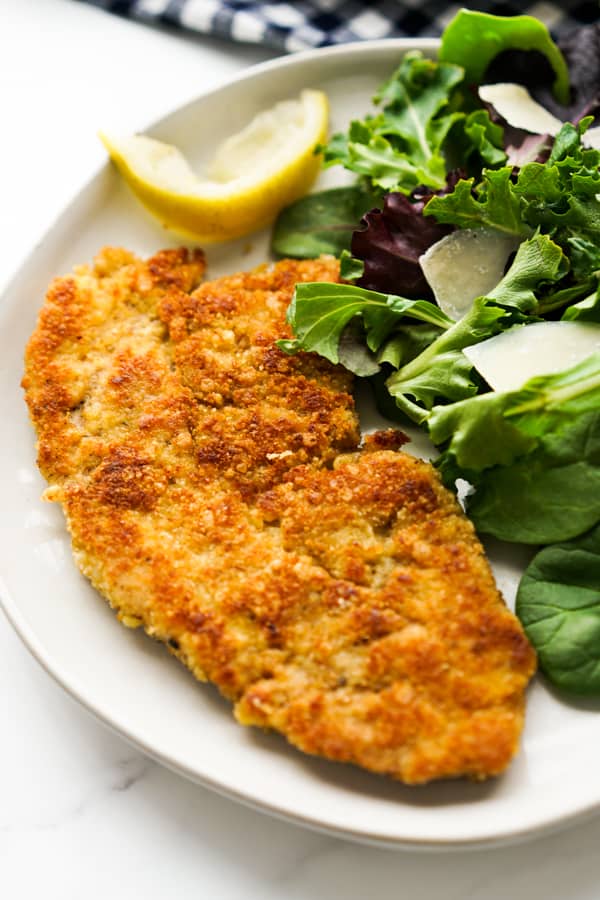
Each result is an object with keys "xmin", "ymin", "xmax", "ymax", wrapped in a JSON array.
[{"xmin": 351, "ymin": 176, "xmax": 462, "ymax": 297}]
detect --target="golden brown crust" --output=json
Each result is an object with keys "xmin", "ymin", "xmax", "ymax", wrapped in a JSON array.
[{"xmin": 23, "ymin": 247, "xmax": 536, "ymax": 784}]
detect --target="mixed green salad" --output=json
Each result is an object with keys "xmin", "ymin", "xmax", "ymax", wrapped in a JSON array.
[{"xmin": 272, "ymin": 10, "xmax": 600, "ymax": 697}]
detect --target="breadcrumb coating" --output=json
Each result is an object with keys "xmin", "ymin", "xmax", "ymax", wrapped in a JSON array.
[{"xmin": 23, "ymin": 247, "xmax": 535, "ymax": 784}]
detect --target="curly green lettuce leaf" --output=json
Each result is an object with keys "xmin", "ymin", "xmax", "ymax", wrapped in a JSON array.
[
  {"xmin": 460, "ymin": 109, "xmax": 507, "ymax": 168},
  {"xmin": 322, "ymin": 52, "xmax": 464, "ymax": 193},
  {"xmin": 486, "ymin": 230, "xmax": 569, "ymax": 312},
  {"xmin": 429, "ymin": 390, "xmax": 537, "ymax": 473},
  {"xmin": 424, "ymin": 168, "xmax": 529, "ymax": 236},
  {"xmin": 566, "ymin": 237, "xmax": 600, "ymax": 284},
  {"xmin": 426, "ymin": 123, "xmax": 600, "ymax": 284}
]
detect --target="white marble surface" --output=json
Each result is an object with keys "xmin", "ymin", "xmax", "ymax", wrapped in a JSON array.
[{"xmin": 3, "ymin": 1, "xmax": 600, "ymax": 895}]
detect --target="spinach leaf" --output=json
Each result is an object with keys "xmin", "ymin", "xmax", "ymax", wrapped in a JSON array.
[
  {"xmin": 468, "ymin": 424, "xmax": 600, "ymax": 543},
  {"xmin": 516, "ymin": 524, "xmax": 600, "ymax": 695},
  {"xmin": 439, "ymin": 9, "xmax": 570, "ymax": 104},
  {"xmin": 271, "ymin": 185, "xmax": 378, "ymax": 259}
]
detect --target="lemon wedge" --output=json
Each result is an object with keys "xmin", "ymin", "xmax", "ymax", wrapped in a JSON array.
[{"xmin": 100, "ymin": 90, "xmax": 328, "ymax": 242}]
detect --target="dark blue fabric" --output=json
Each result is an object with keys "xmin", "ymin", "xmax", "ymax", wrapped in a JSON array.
[{"xmin": 78, "ymin": 1, "xmax": 599, "ymax": 51}]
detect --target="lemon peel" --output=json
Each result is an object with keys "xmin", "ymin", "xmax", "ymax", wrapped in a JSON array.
[{"xmin": 100, "ymin": 90, "xmax": 328, "ymax": 242}]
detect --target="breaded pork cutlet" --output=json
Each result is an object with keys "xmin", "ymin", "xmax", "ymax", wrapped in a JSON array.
[{"xmin": 23, "ymin": 247, "xmax": 535, "ymax": 784}]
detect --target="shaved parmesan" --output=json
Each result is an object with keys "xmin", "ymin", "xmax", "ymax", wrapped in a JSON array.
[
  {"xmin": 479, "ymin": 82, "xmax": 600, "ymax": 150},
  {"xmin": 582, "ymin": 127, "xmax": 600, "ymax": 150},
  {"xmin": 419, "ymin": 228, "xmax": 520, "ymax": 320},
  {"xmin": 464, "ymin": 321, "xmax": 600, "ymax": 392},
  {"xmin": 479, "ymin": 83, "xmax": 562, "ymax": 136}
]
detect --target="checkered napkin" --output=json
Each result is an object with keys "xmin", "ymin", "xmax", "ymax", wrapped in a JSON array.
[{"xmin": 81, "ymin": 1, "xmax": 600, "ymax": 51}]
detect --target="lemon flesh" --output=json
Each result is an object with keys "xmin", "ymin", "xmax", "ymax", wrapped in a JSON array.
[{"xmin": 100, "ymin": 90, "xmax": 328, "ymax": 242}]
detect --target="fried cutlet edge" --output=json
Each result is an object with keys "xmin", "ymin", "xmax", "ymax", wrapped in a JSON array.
[{"xmin": 22, "ymin": 246, "xmax": 537, "ymax": 785}]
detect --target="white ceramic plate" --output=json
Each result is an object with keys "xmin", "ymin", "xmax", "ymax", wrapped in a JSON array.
[{"xmin": 2, "ymin": 39, "xmax": 600, "ymax": 851}]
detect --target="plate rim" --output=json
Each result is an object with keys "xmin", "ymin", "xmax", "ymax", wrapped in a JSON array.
[
  {"xmin": 3, "ymin": 579, "xmax": 600, "ymax": 852},
  {"xmin": 3, "ymin": 35, "xmax": 599, "ymax": 852}
]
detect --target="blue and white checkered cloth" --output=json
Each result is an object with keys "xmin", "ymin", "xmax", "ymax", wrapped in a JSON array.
[{"xmin": 79, "ymin": 1, "xmax": 600, "ymax": 51}]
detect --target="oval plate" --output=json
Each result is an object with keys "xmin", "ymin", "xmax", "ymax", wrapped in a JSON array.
[{"xmin": 2, "ymin": 39, "xmax": 600, "ymax": 850}]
